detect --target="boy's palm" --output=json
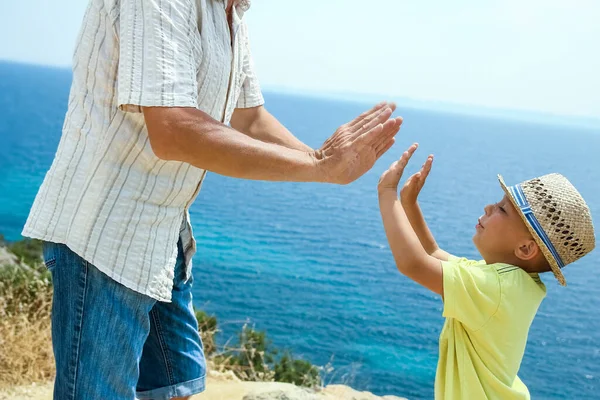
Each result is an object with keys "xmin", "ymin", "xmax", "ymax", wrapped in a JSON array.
[
  {"xmin": 400, "ymin": 155, "xmax": 433, "ymax": 204},
  {"xmin": 377, "ymin": 143, "xmax": 418, "ymax": 193}
]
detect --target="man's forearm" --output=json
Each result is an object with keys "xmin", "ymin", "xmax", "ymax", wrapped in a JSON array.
[
  {"xmin": 145, "ymin": 107, "xmax": 321, "ymax": 182},
  {"xmin": 231, "ymin": 106, "xmax": 313, "ymax": 152},
  {"xmin": 379, "ymin": 191, "xmax": 431, "ymax": 271}
]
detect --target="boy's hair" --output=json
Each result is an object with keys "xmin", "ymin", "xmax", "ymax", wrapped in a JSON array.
[{"xmin": 498, "ymin": 173, "xmax": 595, "ymax": 286}]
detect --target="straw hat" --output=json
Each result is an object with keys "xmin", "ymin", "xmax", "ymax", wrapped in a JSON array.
[{"xmin": 498, "ymin": 173, "xmax": 595, "ymax": 286}]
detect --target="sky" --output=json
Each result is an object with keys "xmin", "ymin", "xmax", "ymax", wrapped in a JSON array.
[{"xmin": 1, "ymin": 0, "xmax": 599, "ymax": 119}]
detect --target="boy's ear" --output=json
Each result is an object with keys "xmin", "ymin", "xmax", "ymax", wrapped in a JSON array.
[{"xmin": 515, "ymin": 239, "xmax": 540, "ymax": 261}]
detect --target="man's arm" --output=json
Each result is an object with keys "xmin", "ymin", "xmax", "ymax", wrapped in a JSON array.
[
  {"xmin": 142, "ymin": 103, "xmax": 401, "ymax": 184},
  {"xmin": 231, "ymin": 106, "xmax": 313, "ymax": 152},
  {"xmin": 399, "ymin": 155, "xmax": 451, "ymax": 261},
  {"xmin": 378, "ymin": 145, "xmax": 443, "ymax": 295}
]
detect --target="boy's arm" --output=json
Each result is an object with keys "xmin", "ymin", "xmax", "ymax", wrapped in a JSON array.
[
  {"xmin": 402, "ymin": 202, "xmax": 452, "ymax": 261},
  {"xmin": 378, "ymin": 145, "xmax": 444, "ymax": 295},
  {"xmin": 399, "ymin": 155, "xmax": 452, "ymax": 261}
]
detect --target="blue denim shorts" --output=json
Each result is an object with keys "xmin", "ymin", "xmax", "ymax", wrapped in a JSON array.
[{"xmin": 43, "ymin": 239, "xmax": 206, "ymax": 400}]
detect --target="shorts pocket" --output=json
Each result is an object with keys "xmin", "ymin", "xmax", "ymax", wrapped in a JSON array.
[{"xmin": 42, "ymin": 242, "xmax": 57, "ymax": 272}]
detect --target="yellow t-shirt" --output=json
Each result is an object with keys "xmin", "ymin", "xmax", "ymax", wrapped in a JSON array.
[{"xmin": 436, "ymin": 256, "xmax": 546, "ymax": 400}]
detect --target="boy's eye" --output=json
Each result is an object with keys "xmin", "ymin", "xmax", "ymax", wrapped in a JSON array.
[{"xmin": 499, "ymin": 206, "xmax": 506, "ymax": 213}]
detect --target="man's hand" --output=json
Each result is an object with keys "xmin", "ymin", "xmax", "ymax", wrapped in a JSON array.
[
  {"xmin": 315, "ymin": 102, "xmax": 402, "ymax": 185},
  {"xmin": 143, "ymin": 102, "xmax": 400, "ymax": 185},
  {"xmin": 400, "ymin": 154, "xmax": 433, "ymax": 205},
  {"xmin": 377, "ymin": 143, "xmax": 418, "ymax": 194}
]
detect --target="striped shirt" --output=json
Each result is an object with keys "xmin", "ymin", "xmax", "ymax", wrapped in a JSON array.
[{"xmin": 22, "ymin": 0, "xmax": 264, "ymax": 301}]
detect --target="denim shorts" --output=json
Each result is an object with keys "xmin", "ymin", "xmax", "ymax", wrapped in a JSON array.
[{"xmin": 43, "ymin": 239, "xmax": 206, "ymax": 400}]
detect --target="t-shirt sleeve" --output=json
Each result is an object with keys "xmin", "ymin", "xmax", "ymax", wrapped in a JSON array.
[
  {"xmin": 442, "ymin": 256, "xmax": 501, "ymax": 331},
  {"xmin": 117, "ymin": 0, "xmax": 201, "ymax": 112},
  {"xmin": 236, "ymin": 23, "xmax": 264, "ymax": 109}
]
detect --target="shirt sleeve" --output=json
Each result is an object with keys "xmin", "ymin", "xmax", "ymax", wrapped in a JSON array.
[
  {"xmin": 236, "ymin": 23, "xmax": 264, "ymax": 109},
  {"xmin": 442, "ymin": 256, "xmax": 501, "ymax": 331},
  {"xmin": 117, "ymin": 0, "xmax": 201, "ymax": 112}
]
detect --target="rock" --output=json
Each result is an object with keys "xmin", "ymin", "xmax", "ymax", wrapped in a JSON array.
[
  {"xmin": 242, "ymin": 387, "xmax": 322, "ymax": 400},
  {"xmin": 0, "ymin": 246, "xmax": 18, "ymax": 267},
  {"xmin": 240, "ymin": 384, "xmax": 408, "ymax": 400},
  {"xmin": 322, "ymin": 385, "xmax": 408, "ymax": 400},
  {"xmin": 208, "ymin": 368, "xmax": 242, "ymax": 383}
]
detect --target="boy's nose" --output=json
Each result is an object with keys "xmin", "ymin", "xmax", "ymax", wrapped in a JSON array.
[{"xmin": 484, "ymin": 204, "xmax": 492, "ymax": 215}]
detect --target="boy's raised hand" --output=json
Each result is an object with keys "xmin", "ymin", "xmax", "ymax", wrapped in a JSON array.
[
  {"xmin": 400, "ymin": 154, "xmax": 433, "ymax": 205},
  {"xmin": 377, "ymin": 143, "xmax": 419, "ymax": 194}
]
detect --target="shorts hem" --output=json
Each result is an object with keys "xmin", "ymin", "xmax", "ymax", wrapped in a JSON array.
[{"xmin": 136, "ymin": 375, "xmax": 206, "ymax": 400}]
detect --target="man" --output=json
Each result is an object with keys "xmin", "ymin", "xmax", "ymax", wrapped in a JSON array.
[{"xmin": 22, "ymin": 0, "xmax": 402, "ymax": 399}]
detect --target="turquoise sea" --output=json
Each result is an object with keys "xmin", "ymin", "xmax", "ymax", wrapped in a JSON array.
[{"xmin": 1, "ymin": 61, "xmax": 599, "ymax": 399}]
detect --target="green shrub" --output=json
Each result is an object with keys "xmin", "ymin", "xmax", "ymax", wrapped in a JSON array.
[
  {"xmin": 274, "ymin": 352, "xmax": 322, "ymax": 388},
  {"xmin": 195, "ymin": 309, "xmax": 218, "ymax": 356},
  {"xmin": 200, "ymin": 316, "xmax": 322, "ymax": 387},
  {"xmin": 0, "ymin": 242, "xmax": 51, "ymax": 319},
  {"xmin": 8, "ymin": 238, "xmax": 44, "ymax": 267}
]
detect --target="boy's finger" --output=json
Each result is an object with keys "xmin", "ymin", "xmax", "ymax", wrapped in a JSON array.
[
  {"xmin": 399, "ymin": 143, "xmax": 418, "ymax": 167},
  {"xmin": 420, "ymin": 155, "xmax": 434, "ymax": 176},
  {"xmin": 385, "ymin": 160, "xmax": 399, "ymax": 173},
  {"xmin": 403, "ymin": 174, "xmax": 415, "ymax": 187}
]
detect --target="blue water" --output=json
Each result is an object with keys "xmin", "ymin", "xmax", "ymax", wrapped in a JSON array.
[{"xmin": 1, "ymin": 61, "xmax": 599, "ymax": 399}]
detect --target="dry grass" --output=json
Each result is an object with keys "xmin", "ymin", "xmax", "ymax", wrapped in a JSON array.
[
  {"xmin": 0, "ymin": 260, "xmax": 54, "ymax": 389},
  {"xmin": 0, "ymin": 314, "xmax": 54, "ymax": 388}
]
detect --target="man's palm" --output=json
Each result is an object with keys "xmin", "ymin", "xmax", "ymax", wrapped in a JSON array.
[{"xmin": 316, "ymin": 102, "xmax": 402, "ymax": 185}]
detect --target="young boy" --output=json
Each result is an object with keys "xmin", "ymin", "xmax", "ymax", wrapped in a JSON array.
[{"xmin": 377, "ymin": 143, "xmax": 596, "ymax": 399}]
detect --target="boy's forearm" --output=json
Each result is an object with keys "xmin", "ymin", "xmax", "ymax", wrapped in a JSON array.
[
  {"xmin": 379, "ymin": 191, "xmax": 430, "ymax": 271},
  {"xmin": 402, "ymin": 201, "xmax": 442, "ymax": 256}
]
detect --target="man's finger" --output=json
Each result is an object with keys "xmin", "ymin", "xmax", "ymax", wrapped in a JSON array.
[
  {"xmin": 358, "ymin": 117, "xmax": 402, "ymax": 149},
  {"xmin": 324, "ymin": 105, "xmax": 392, "ymax": 152},
  {"xmin": 350, "ymin": 102, "xmax": 396, "ymax": 129},
  {"xmin": 375, "ymin": 138, "xmax": 395, "ymax": 159},
  {"xmin": 348, "ymin": 104, "xmax": 396, "ymax": 134},
  {"xmin": 374, "ymin": 120, "xmax": 400, "ymax": 153},
  {"xmin": 346, "ymin": 102, "xmax": 389, "ymax": 130},
  {"xmin": 353, "ymin": 107, "xmax": 394, "ymax": 137}
]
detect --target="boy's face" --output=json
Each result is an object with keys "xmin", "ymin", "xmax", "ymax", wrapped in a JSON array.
[{"xmin": 473, "ymin": 195, "xmax": 535, "ymax": 264}]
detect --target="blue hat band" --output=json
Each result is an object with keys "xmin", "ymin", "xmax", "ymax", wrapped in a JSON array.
[{"xmin": 508, "ymin": 184, "xmax": 565, "ymax": 269}]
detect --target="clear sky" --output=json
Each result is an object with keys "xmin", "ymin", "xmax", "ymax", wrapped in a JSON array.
[{"xmin": 1, "ymin": 0, "xmax": 599, "ymax": 118}]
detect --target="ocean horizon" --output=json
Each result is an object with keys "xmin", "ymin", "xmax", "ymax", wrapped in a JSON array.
[{"xmin": 1, "ymin": 61, "xmax": 599, "ymax": 399}]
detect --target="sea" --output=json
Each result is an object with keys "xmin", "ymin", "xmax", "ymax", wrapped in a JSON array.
[{"xmin": 1, "ymin": 61, "xmax": 599, "ymax": 399}]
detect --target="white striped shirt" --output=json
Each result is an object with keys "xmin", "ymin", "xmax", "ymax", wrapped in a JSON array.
[{"xmin": 22, "ymin": 0, "xmax": 264, "ymax": 301}]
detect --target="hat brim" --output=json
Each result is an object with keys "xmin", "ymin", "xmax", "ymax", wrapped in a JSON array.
[{"xmin": 498, "ymin": 174, "xmax": 567, "ymax": 286}]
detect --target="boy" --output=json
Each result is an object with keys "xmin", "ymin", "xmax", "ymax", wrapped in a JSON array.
[{"xmin": 377, "ymin": 143, "xmax": 596, "ymax": 399}]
